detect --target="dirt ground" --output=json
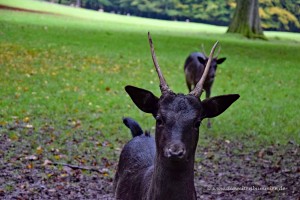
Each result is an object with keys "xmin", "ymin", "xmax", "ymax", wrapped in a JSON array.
[{"xmin": 1, "ymin": 132, "xmax": 299, "ymax": 200}]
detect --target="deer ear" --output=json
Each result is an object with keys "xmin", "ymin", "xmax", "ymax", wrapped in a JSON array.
[
  {"xmin": 125, "ymin": 85, "xmax": 159, "ymax": 115},
  {"xmin": 197, "ymin": 56, "xmax": 206, "ymax": 64},
  {"xmin": 201, "ymin": 94, "xmax": 239, "ymax": 119},
  {"xmin": 217, "ymin": 57, "xmax": 226, "ymax": 64}
]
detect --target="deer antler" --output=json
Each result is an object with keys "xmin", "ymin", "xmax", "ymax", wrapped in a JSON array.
[
  {"xmin": 214, "ymin": 46, "xmax": 221, "ymax": 58},
  {"xmin": 190, "ymin": 41, "xmax": 219, "ymax": 98},
  {"xmin": 201, "ymin": 44, "xmax": 207, "ymax": 57},
  {"xmin": 148, "ymin": 32, "xmax": 171, "ymax": 94}
]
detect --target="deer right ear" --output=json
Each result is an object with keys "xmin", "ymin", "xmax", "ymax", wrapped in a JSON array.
[
  {"xmin": 201, "ymin": 94, "xmax": 240, "ymax": 119},
  {"xmin": 125, "ymin": 85, "xmax": 159, "ymax": 115},
  {"xmin": 217, "ymin": 57, "xmax": 226, "ymax": 64}
]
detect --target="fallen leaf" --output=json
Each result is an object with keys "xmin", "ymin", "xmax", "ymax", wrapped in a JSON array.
[
  {"xmin": 27, "ymin": 163, "xmax": 33, "ymax": 169},
  {"xmin": 225, "ymin": 140, "xmax": 230, "ymax": 144},
  {"xmin": 36, "ymin": 146, "xmax": 43, "ymax": 155},
  {"xmin": 48, "ymin": 188, "xmax": 56, "ymax": 193},
  {"xmin": 23, "ymin": 117, "xmax": 30, "ymax": 123},
  {"xmin": 24, "ymin": 124, "xmax": 34, "ymax": 129},
  {"xmin": 43, "ymin": 159, "xmax": 52, "ymax": 166},
  {"xmin": 258, "ymin": 148, "xmax": 265, "ymax": 159},
  {"xmin": 25, "ymin": 155, "xmax": 38, "ymax": 161}
]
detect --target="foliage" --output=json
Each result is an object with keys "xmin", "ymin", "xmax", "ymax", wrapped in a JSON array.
[
  {"xmin": 260, "ymin": 0, "xmax": 300, "ymax": 31},
  {"xmin": 35, "ymin": 0, "xmax": 300, "ymax": 32}
]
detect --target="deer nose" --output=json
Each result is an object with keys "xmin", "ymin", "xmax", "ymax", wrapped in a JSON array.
[{"xmin": 165, "ymin": 143, "xmax": 186, "ymax": 160}]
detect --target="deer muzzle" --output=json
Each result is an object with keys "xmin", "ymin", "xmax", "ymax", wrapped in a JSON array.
[{"xmin": 164, "ymin": 142, "xmax": 186, "ymax": 160}]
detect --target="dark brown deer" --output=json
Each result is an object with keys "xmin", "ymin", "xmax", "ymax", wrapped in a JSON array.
[
  {"xmin": 184, "ymin": 47, "xmax": 226, "ymax": 128},
  {"xmin": 113, "ymin": 33, "xmax": 239, "ymax": 200}
]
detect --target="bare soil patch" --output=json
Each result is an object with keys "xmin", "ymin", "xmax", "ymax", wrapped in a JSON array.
[{"xmin": 1, "ymin": 121, "xmax": 299, "ymax": 199}]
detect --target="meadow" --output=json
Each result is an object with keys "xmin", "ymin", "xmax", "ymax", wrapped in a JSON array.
[
  {"xmin": 1, "ymin": 0, "xmax": 299, "ymax": 144},
  {"xmin": 0, "ymin": 0, "xmax": 300, "ymax": 198}
]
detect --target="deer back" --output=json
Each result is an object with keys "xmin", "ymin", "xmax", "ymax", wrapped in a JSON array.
[
  {"xmin": 184, "ymin": 52, "xmax": 206, "ymax": 87},
  {"xmin": 113, "ymin": 119, "xmax": 156, "ymax": 200}
]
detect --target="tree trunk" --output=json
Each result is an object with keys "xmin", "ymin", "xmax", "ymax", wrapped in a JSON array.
[
  {"xmin": 227, "ymin": 0, "xmax": 265, "ymax": 39},
  {"xmin": 76, "ymin": 0, "xmax": 81, "ymax": 7}
]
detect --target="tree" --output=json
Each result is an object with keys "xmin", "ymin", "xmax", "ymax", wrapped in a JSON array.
[
  {"xmin": 76, "ymin": 0, "xmax": 81, "ymax": 7},
  {"xmin": 227, "ymin": 0, "xmax": 265, "ymax": 39}
]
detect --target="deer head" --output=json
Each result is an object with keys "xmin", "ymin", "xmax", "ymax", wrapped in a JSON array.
[{"xmin": 125, "ymin": 33, "xmax": 239, "ymax": 166}]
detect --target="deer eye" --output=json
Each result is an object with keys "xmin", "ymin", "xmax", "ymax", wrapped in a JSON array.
[{"xmin": 156, "ymin": 115, "xmax": 164, "ymax": 126}]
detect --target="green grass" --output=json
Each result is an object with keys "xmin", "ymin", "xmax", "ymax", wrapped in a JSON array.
[{"xmin": 0, "ymin": 0, "xmax": 299, "ymax": 158}]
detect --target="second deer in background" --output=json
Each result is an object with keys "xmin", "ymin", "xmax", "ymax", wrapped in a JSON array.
[{"xmin": 184, "ymin": 47, "xmax": 226, "ymax": 128}]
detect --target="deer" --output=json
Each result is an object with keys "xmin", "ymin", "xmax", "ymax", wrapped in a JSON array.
[
  {"xmin": 184, "ymin": 46, "xmax": 227, "ymax": 128},
  {"xmin": 113, "ymin": 32, "xmax": 239, "ymax": 200}
]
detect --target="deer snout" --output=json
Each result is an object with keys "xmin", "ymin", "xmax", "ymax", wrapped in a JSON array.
[{"xmin": 164, "ymin": 143, "xmax": 186, "ymax": 160}]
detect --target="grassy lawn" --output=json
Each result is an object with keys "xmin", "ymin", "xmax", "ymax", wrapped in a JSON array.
[{"xmin": 0, "ymin": 0, "xmax": 299, "ymax": 167}]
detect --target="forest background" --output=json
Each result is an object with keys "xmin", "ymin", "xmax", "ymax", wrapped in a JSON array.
[{"xmin": 43, "ymin": 0, "xmax": 300, "ymax": 32}]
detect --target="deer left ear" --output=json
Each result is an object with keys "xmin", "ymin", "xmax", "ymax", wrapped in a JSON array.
[
  {"xmin": 217, "ymin": 57, "xmax": 226, "ymax": 64},
  {"xmin": 201, "ymin": 94, "xmax": 239, "ymax": 119},
  {"xmin": 197, "ymin": 56, "xmax": 206, "ymax": 64}
]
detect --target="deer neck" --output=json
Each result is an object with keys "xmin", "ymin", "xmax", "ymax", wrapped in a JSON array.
[{"xmin": 147, "ymin": 156, "xmax": 197, "ymax": 200}]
